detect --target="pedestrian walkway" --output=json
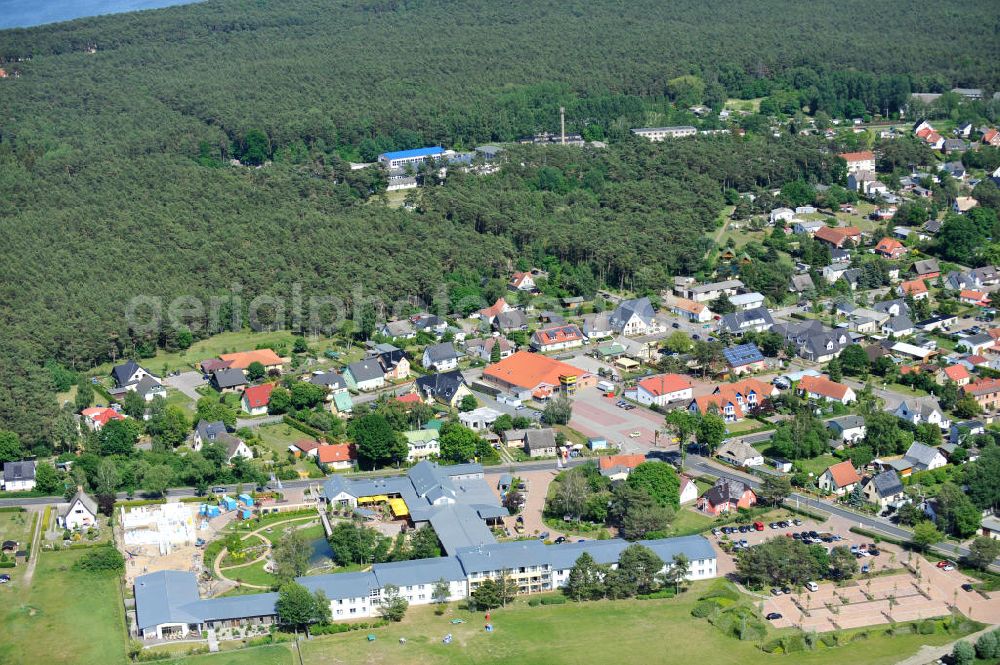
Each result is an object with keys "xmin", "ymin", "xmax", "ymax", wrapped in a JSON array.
[{"xmin": 893, "ymin": 626, "xmax": 994, "ymax": 665}]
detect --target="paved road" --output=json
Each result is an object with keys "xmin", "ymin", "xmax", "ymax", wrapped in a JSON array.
[
  {"xmin": 235, "ymin": 414, "xmax": 283, "ymax": 429},
  {"xmin": 684, "ymin": 454, "xmax": 1000, "ymax": 571}
]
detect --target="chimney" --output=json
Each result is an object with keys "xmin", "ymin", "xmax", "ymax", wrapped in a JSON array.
[{"xmin": 560, "ymin": 107, "xmax": 566, "ymax": 145}]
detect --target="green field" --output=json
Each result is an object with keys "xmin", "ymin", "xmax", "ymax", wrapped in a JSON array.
[
  {"xmin": 0, "ymin": 510, "xmax": 35, "ymax": 583},
  {"xmin": 160, "ymin": 645, "xmax": 295, "ymax": 665},
  {"xmin": 665, "ymin": 507, "xmax": 716, "ymax": 537},
  {"xmin": 790, "ymin": 454, "xmax": 840, "ymax": 478},
  {"xmin": 291, "ymin": 584, "xmax": 969, "ymax": 665},
  {"xmin": 0, "ymin": 548, "xmax": 128, "ymax": 665}
]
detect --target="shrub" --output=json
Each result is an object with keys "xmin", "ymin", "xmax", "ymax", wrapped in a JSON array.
[
  {"xmin": 850, "ymin": 630, "xmax": 870, "ymax": 642},
  {"xmin": 783, "ymin": 633, "xmax": 806, "ymax": 653},
  {"xmin": 540, "ymin": 595, "xmax": 567, "ymax": 605},
  {"xmin": 761, "ymin": 638, "xmax": 783, "ymax": 653},
  {"xmin": 691, "ymin": 600, "xmax": 719, "ymax": 618},
  {"xmin": 527, "ymin": 598, "xmax": 541, "ymax": 607},
  {"xmin": 918, "ymin": 619, "xmax": 937, "ymax": 635},
  {"xmin": 74, "ymin": 545, "xmax": 124, "ymax": 573},
  {"xmin": 975, "ymin": 631, "xmax": 998, "ymax": 660},
  {"xmin": 637, "ymin": 589, "xmax": 675, "ymax": 600},
  {"xmin": 820, "ymin": 633, "xmax": 838, "ymax": 647}
]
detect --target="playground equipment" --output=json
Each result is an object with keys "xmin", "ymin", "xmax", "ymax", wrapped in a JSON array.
[
  {"xmin": 442, "ymin": 634, "xmax": 453, "ymax": 645},
  {"xmin": 485, "ymin": 624, "xmax": 493, "ymax": 632},
  {"xmin": 449, "ymin": 619, "xmax": 465, "ymax": 625}
]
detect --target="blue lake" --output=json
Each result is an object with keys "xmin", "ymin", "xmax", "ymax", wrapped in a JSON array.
[{"xmin": 0, "ymin": 0, "xmax": 203, "ymax": 30}]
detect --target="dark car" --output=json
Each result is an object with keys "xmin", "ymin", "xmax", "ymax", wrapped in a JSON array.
[
  {"xmin": 0, "ymin": 574, "xmax": 10, "ymax": 583},
  {"xmin": 781, "ymin": 587, "xmax": 791, "ymax": 595},
  {"xmin": 554, "ymin": 536, "xmax": 567, "ymax": 544},
  {"xmin": 766, "ymin": 613, "xmax": 782, "ymax": 621},
  {"xmin": 692, "ymin": 334, "xmax": 701, "ymax": 341},
  {"xmin": 962, "ymin": 583, "xmax": 975, "ymax": 592},
  {"xmin": 770, "ymin": 588, "xmax": 781, "ymax": 596},
  {"xmin": 671, "ymin": 322, "xmax": 680, "ymax": 329},
  {"xmin": 791, "ymin": 532, "xmax": 802, "ymax": 540},
  {"xmin": 211, "ymin": 486, "xmax": 227, "ymax": 494}
]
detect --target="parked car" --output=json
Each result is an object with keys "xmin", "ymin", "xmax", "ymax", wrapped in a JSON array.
[
  {"xmin": 753, "ymin": 521, "xmax": 764, "ymax": 531},
  {"xmin": 770, "ymin": 588, "xmax": 781, "ymax": 596},
  {"xmin": 554, "ymin": 536, "xmax": 567, "ymax": 544},
  {"xmin": 765, "ymin": 613, "xmax": 782, "ymax": 621},
  {"xmin": 805, "ymin": 581, "xmax": 819, "ymax": 592},
  {"xmin": 539, "ymin": 531, "xmax": 550, "ymax": 540},
  {"xmin": 962, "ymin": 583, "xmax": 975, "ymax": 592},
  {"xmin": 212, "ymin": 486, "xmax": 227, "ymax": 494},
  {"xmin": 0, "ymin": 574, "xmax": 10, "ymax": 584}
]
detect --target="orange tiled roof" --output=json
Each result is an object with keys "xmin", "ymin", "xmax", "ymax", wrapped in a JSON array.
[
  {"xmin": 825, "ymin": 460, "xmax": 861, "ymax": 488},
  {"xmin": 799, "ymin": 375, "xmax": 851, "ymax": 400},
  {"xmin": 219, "ymin": 349, "xmax": 283, "ymax": 369},
  {"xmin": 483, "ymin": 350, "xmax": 587, "ymax": 391}
]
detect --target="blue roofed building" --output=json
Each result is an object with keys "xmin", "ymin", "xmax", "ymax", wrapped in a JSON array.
[
  {"xmin": 378, "ymin": 146, "xmax": 448, "ymax": 169},
  {"xmin": 723, "ymin": 343, "xmax": 766, "ymax": 375},
  {"xmin": 133, "ymin": 534, "xmax": 716, "ymax": 639}
]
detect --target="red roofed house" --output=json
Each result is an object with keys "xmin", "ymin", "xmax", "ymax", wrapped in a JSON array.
[
  {"xmin": 597, "ymin": 454, "xmax": 647, "ymax": 481},
  {"xmin": 316, "ymin": 444, "xmax": 356, "ymax": 471},
  {"xmin": 814, "ymin": 225, "xmax": 862, "ymax": 249},
  {"xmin": 838, "ymin": 151, "xmax": 875, "ymax": 173},
  {"xmin": 875, "ymin": 237, "xmax": 906, "ymax": 259},
  {"xmin": 81, "ymin": 407, "xmax": 126, "ymax": 431},
  {"xmin": 924, "ymin": 132, "xmax": 945, "ymax": 150},
  {"xmin": 688, "ymin": 378, "xmax": 776, "ymax": 422},
  {"xmin": 507, "ymin": 271, "xmax": 536, "ymax": 292},
  {"xmin": 530, "ymin": 324, "xmax": 585, "ymax": 353},
  {"xmin": 241, "ymin": 384, "xmax": 275, "ymax": 416},
  {"xmin": 963, "ymin": 377, "xmax": 1000, "ymax": 412},
  {"xmin": 798, "ymin": 375, "xmax": 856, "ymax": 404},
  {"xmin": 219, "ymin": 349, "xmax": 284, "ymax": 373},
  {"xmin": 394, "ymin": 392, "xmax": 424, "ymax": 406},
  {"xmin": 818, "ymin": 460, "xmax": 862, "ymax": 495},
  {"xmin": 983, "ymin": 128, "xmax": 1000, "ymax": 147},
  {"xmin": 635, "ymin": 373, "xmax": 693, "ymax": 407},
  {"xmin": 960, "ymin": 290, "xmax": 991, "ymax": 307},
  {"xmin": 670, "ymin": 296, "xmax": 713, "ymax": 323},
  {"xmin": 938, "ymin": 364, "xmax": 970, "ymax": 387},
  {"xmin": 898, "ymin": 279, "xmax": 929, "ymax": 300},
  {"xmin": 478, "ymin": 298, "xmax": 512, "ymax": 323}
]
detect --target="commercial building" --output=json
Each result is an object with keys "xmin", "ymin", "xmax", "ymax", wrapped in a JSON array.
[
  {"xmin": 377, "ymin": 146, "xmax": 447, "ymax": 169},
  {"xmin": 630, "ymin": 126, "xmax": 697, "ymax": 141}
]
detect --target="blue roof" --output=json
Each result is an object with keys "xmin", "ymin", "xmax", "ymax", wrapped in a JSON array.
[
  {"xmin": 298, "ymin": 571, "xmax": 378, "ymax": 600},
  {"xmin": 373, "ymin": 556, "xmax": 466, "ymax": 587},
  {"xmin": 381, "ymin": 146, "xmax": 445, "ymax": 161},
  {"xmin": 429, "ymin": 505, "xmax": 497, "ymax": 555},
  {"xmin": 723, "ymin": 343, "xmax": 765, "ymax": 367}
]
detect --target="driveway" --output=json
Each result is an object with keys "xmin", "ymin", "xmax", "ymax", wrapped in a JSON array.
[
  {"xmin": 163, "ymin": 371, "xmax": 206, "ymax": 401},
  {"xmin": 486, "ymin": 468, "xmax": 565, "ymax": 541}
]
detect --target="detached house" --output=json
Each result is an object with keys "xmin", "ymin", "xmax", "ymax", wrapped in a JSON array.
[
  {"xmin": 938, "ymin": 364, "xmax": 970, "ymax": 387},
  {"xmin": 530, "ymin": 325, "xmax": 585, "ymax": 353},
  {"xmin": 635, "ymin": 374, "xmax": 693, "ymax": 407},
  {"xmin": 838, "ymin": 150, "xmax": 876, "ymax": 173},
  {"xmin": 465, "ymin": 337, "xmax": 515, "ymax": 362},
  {"xmin": 316, "ymin": 444, "xmax": 356, "ymax": 471},
  {"xmin": 112, "ymin": 360, "xmax": 152, "ymax": 389},
  {"xmin": 81, "ymin": 406, "xmax": 126, "ymax": 431},
  {"xmin": 670, "ymin": 297, "xmax": 712, "ymax": 323},
  {"xmin": 403, "ymin": 430, "xmax": 440, "ymax": 462},
  {"xmin": 892, "ymin": 398, "xmax": 950, "ymax": 431},
  {"xmin": 422, "ymin": 343, "xmax": 461, "ymax": 372},
  {"xmin": 478, "ymin": 298, "xmax": 512, "ymax": 324},
  {"xmin": 697, "ymin": 478, "xmax": 757, "ymax": 515},
  {"xmin": 192, "ymin": 419, "xmax": 227, "ymax": 451},
  {"xmin": 827, "ymin": 415, "xmax": 866, "ymax": 443},
  {"xmin": 2, "ymin": 461, "xmax": 35, "ymax": 492},
  {"xmin": 524, "ymin": 429, "xmax": 558, "ymax": 458},
  {"xmin": 111, "ymin": 360, "xmax": 165, "ymax": 401},
  {"xmin": 814, "ymin": 225, "xmax": 861, "ymax": 249},
  {"xmin": 507, "ymin": 271, "xmax": 536, "ymax": 292},
  {"xmin": 817, "ymin": 461, "xmax": 861, "ymax": 495},
  {"xmin": 898, "ymin": 279, "xmax": 929, "ymax": 300},
  {"xmin": 415, "ymin": 370, "xmax": 472, "ymax": 408},
  {"xmin": 609, "ymin": 297, "xmax": 662, "ymax": 336},
  {"xmin": 494, "ymin": 309, "xmax": 528, "ymax": 333},
  {"xmin": 598, "ymin": 454, "xmax": 648, "ymax": 482},
  {"xmin": 902, "ymin": 441, "xmax": 947, "ymax": 472},
  {"xmin": 722, "ymin": 343, "xmax": 767, "ymax": 375},
  {"xmin": 345, "ymin": 359, "xmax": 386, "ymax": 392},
  {"xmin": 241, "ymin": 384, "xmax": 274, "ymax": 416},
  {"xmin": 862, "ymin": 471, "xmax": 906, "ymax": 511},
  {"xmin": 716, "ymin": 440, "xmax": 764, "ymax": 468},
  {"xmin": 57, "ymin": 490, "xmax": 99, "ymax": 530},
  {"xmin": 718, "ymin": 308, "xmax": 773, "ymax": 336},
  {"xmin": 211, "ymin": 368, "xmax": 247, "ymax": 393},
  {"xmin": 875, "ymin": 237, "xmax": 906, "ymax": 259},
  {"xmin": 798, "ymin": 375, "xmax": 856, "ymax": 404}
]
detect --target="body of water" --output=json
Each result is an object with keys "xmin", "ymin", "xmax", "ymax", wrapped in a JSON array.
[{"xmin": 0, "ymin": 0, "xmax": 203, "ymax": 30}]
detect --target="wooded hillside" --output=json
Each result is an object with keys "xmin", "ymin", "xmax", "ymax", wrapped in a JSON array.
[{"xmin": 0, "ymin": 0, "xmax": 996, "ymax": 447}]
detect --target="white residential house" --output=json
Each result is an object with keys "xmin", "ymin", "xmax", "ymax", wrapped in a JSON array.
[
  {"xmin": 2, "ymin": 461, "xmax": 35, "ymax": 492},
  {"xmin": 817, "ymin": 460, "xmax": 862, "ymax": 496},
  {"xmin": 902, "ymin": 441, "xmax": 948, "ymax": 472},
  {"xmin": 729, "ymin": 292, "xmax": 765, "ymax": 311},
  {"xmin": 403, "ymin": 430, "xmax": 440, "ymax": 462},
  {"xmin": 827, "ymin": 415, "xmax": 866, "ymax": 444},
  {"xmin": 769, "ymin": 208, "xmax": 795, "ymax": 225},
  {"xmin": 892, "ymin": 399, "xmax": 951, "ymax": 431},
  {"xmin": 679, "ymin": 476, "xmax": 698, "ymax": 505},
  {"xmin": 458, "ymin": 407, "xmax": 502, "ymax": 431},
  {"xmin": 422, "ymin": 343, "xmax": 461, "ymax": 372},
  {"xmin": 58, "ymin": 490, "xmax": 99, "ymax": 530},
  {"xmin": 635, "ymin": 374, "xmax": 693, "ymax": 407}
]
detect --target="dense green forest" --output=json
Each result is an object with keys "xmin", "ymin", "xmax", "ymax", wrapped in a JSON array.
[{"xmin": 0, "ymin": 0, "xmax": 998, "ymax": 448}]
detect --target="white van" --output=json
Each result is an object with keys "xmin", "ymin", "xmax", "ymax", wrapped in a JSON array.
[
  {"xmin": 597, "ymin": 380, "xmax": 615, "ymax": 393},
  {"xmin": 805, "ymin": 581, "xmax": 819, "ymax": 592}
]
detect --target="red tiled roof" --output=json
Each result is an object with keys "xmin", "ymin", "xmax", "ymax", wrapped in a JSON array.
[
  {"xmin": 984, "ymin": 129, "xmax": 999, "ymax": 144},
  {"xmin": 964, "ymin": 377, "xmax": 1000, "ymax": 397},
  {"xmin": 219, "ymin": 349, "xmax": 283, "ymax": 369},
  {"xmin": 900, "ymin": 279, "xmax": 928, "ymax": 295},
  {"xmin": 242, "ymin": 383, "xmax": 274, "ymax": 408},
  {"xmin": 960, "ymin": 290, "xmax": 989, "ymax": 303},
  {"xmin": 638, "ymin": 373, "xmax": 692, "ymax": 397},
  {"xmin": 533, "ymin": 325, "xmax": 584, "ymax": 346},
  {"xmin": 81, "ymin": 407, "xmax": 125, "ymax": 426},
  {"xmin": 825, "ymin": 460, "xmax": 861, "ymax": 488},
  {"xmin": 798, "ymin": 375, "xmax": 851, "ymax": 401},
  {"xmin": 479, "ymin": 297, "xmax": 509, "ymax": 320},
  {"xmin": 876, "ymin": 237, "xmax": 904, "ymax": 254},
  {"xmin": 838, "ymin": 151, "xmax": 874, "ymax": 162},
  {"xmin": 484, "ymin": 351, "xmax": 587, "ymax": 391},
  {"xmin": 509, "ymin": 272, "xmax": 531, "ymax": 287},
  {"xmin": 944, "ymin": 365, "xmax": 970, "ymax": 382},
  {"xmin": 693, "ymin": 394, "xmax": 743, "ymax": 419},
  {"xmin": 317, "ymin": 444, "xmax": 355, "ymax": 464},
  {"xmin": 598, "ymin": 454, "xmax": 647, "ymax": 471},
  {"xmin": 395, "ymin": 393, "xmax": 423, "ymax": 405},
  {"xmin": 292, "ymin": 439, "xmax": 322, "ymax": 453},
  {"xmin": 967, "ymin": 354, "xmax": 988, "ymax": 365}
]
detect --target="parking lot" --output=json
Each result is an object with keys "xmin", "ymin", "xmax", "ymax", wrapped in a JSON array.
[{"xmin": 569, "ymin": 386, "xmax": 667, "ymax": 452}]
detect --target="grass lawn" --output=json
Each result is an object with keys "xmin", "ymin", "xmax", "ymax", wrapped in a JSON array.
[
  {"xmin": 166, "ymin": 388, "xmax": 197, "ymax": 417},
  {"xmin": 220, "ymin": 558, "xmax": 277, "ymax": 587},
  {"xmin": 665, "ymin": 507, "xmax": 715, "ymax": 537},
  {"xmin": 162, "ymin": 645, "xmax": 294, "ymax": 665},
  {"xmin": 256, "ymin": 423, "xmax": 313, "ymax": 460},
  {"xmin": 0, "ymin": 510, "xmax": 35, "ymax": 583},
  {"xmin": 885, "ymin": 382, "xmax": 929, "ymax": 398},
  {"xmin": 0, "ymin": 548, "xmax": 128, "ymax": 665},
  {"xmin": 294, "ymin": 583, "xmax": 969, "ymax": 665},
  {"xmin": 791, "ymin": 454, "xmax": 840, "ymax": 478}
]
